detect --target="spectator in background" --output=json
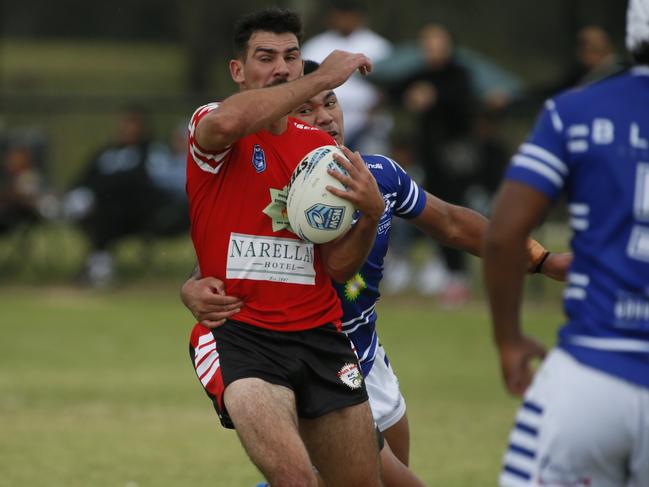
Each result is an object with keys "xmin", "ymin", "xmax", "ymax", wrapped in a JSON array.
[
  {"xmin": 0, "ymin": 141, "xmax": 45, "ymax": 235},
  {"xmin": 566, "ymin": 25, "xmax": 625, "ymax": 86},
  {"xmin": 370, "ymin": 26, "xmax": 525, "ymax": 113},
  {"xmin": 534, "ymin": 25, "xmax": 625, "ymax": 101},
  {"xmin": 145, "ymin": 122, "xmax": 190, "ymax": 239},
  {"xmin": 389, "ymin": 23, "xmax": 478, "ymax": 304},
  {"xmin": 302, "ymin": 0, "xmax": 393, "ymax": 152},
  {"xmin": 368, "ymin": 24, "xmax": 522, "ymax": 297},
  {"xmin": 63, "ymin": 106, "xmax": 188, "ymax": 287},
  {"xmin": 469, "ymin": 108, "xmax": 509, "ymax": 215}
]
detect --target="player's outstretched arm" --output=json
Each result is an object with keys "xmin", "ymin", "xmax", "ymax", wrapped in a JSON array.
[
  {"xmin": 483, "ymin": 181, "xmax": 551, "ymax": 395},
  {"xmin": 412, "ymin": 191, "xmax": 488, "ymax": 256},
  {"xmin": 319, "ymin": 147, "xmax": 384, "ymax": 283},
  {"xmin": 413, "ymin": 191, "xmax": 570, "ymax": 281},
  {"xmin": 195, "ymin": 50, "xmax": 372, "ymax": 152},
  {"xmin": 180, "ymin": 266, "xmax": 243, "ymax": 328}
]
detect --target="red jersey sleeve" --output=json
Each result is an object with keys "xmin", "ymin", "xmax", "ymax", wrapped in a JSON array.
[{"xmin": 188, "ymin": 103, "xmax": 231, "ymax": 174}]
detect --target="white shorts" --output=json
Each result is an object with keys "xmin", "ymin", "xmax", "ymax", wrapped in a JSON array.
[
  {"xmin": 500, "ymin": 348, "xmax": 649, "ymax": 487},
  {"xmin": 365, "ymin": 344, "xmax": 406, "ymax": 432}
]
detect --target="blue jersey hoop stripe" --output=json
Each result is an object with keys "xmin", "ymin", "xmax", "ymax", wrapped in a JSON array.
[
  {"xmin": 342, "ymin": 303, "xmax": 377, "ymax": 329},
  {"xmin": 396, "ymin": 181, "xmax": 421, "ymax": 216},
  {"xmin": 503, "ymin": 464, "xmax": 532, "ymax": 481},
  {"xmin": 520, "ymin": 143, "xmax": 568, "ymax": 175},
  {"xmin": 514, "ymin": 421, "xmax": 538, "ymax": 437},
  {"xmin": 522, "ymin": 400, "xmax": 544, "ymax": 414},
  {"xmin": 508, "ymin": 443, "xmax": 536, "ymax": 459},
  {"xmin": 511, "ymin": 155, "xmax": 564, "ymax": 187}
]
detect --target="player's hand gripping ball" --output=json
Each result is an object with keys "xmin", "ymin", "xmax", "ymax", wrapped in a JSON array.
[{"xmin": 287, "ymin": 145, "xmax": 355, "ymax": 244}]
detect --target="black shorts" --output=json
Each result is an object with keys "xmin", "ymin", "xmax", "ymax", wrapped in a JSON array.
[{"xmin": 189, "ymin": 320, "xmax": 368, "ymax": 429}]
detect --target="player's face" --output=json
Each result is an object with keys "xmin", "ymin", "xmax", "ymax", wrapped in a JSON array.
[
  {"xmin": 292, "ymin": 90, "xmax": 345, "ymax": 145},
  {"xmin": 230, "ymin": 31, "xmax": 302, "ymax": 90}
]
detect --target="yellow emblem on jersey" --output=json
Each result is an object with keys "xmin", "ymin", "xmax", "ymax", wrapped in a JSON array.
[
  {"xmin": 262, "ymin": 186, "xmax": 294, "ymax": 233},
  {"xmin": 344, "ymin": 273, "xmax": 367, "ymax": 302}
]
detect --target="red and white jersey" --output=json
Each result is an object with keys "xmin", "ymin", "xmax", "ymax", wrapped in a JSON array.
[{"xmin": 186, "ymin": 103, "xmax": 342, "ymax": 331}]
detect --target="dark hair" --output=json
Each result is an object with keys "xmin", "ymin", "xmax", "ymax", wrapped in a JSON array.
[
  {"xmin": 631, "ymin": 41, "xmax": 649, "ymax": 65},
  {"xmin": 303, "ymin": 59, "xmax": 320, "ymax": 75},
  {"xmin": 233, "ymin": 8, "xmax": 303, "ymax": 59}
]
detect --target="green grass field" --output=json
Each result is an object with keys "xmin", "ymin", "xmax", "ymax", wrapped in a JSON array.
[{"xmin": 0, "ymin": 284, "xmax": 564, "ymax": 487}]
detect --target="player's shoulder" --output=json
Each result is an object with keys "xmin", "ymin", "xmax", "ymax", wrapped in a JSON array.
[
  {"xmin": 361, "ymin": 153, "xmax": 407, "ymax": 189},
  {"xmin": 190, "ymin": 102, "xmax": 220, "ymax": 124},
  {"xmin": 538, "ymin": 70, "xmax": 635, "ymax": 131},
  {"xmin": 289, "ymin": 118, "xmax": 336, "ymax": 146},
  {"xmin": 553, "ymin": 69, "xmax": 631, "ymax": 109},
  {"xmin": 361, "ymin": 154, "xmax": 396, "ymax": 173},
  {"xmin": 188, "ymin": 103, "xmax": 222, "ymax": 142}
]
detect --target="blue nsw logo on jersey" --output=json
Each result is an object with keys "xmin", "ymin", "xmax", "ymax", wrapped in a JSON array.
[
  {"xmin": 252, "ymin": 144, "xmax": 266, "ymax": 173},
  {"xmin": 305, "ymin": 204, "xmax": 346, "ymax": 231}
]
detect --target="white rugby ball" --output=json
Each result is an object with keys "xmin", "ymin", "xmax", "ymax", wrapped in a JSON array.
[{"xmin": 286, "ymin": 145, "xmax": 355, "ymax": 244}]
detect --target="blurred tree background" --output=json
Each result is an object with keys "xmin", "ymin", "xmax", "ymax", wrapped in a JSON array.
[{"xmin": 1, "ymin": 0, "xmax": 627, "ymax": 189}]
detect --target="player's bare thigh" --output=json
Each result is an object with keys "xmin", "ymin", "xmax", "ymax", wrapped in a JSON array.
[
  {"xmin": 224, "ymin": 378, "xmax": 318, "ymax": 487},
  {"xmin": 299, "ymin": 399, "xmax": 383, "ymax": 487}
]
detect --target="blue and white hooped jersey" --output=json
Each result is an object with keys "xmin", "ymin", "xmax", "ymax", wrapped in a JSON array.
[
  {"xmin": 506, "ymin": 66, "xmax": 649, "ymax": 388},
  {"xmin": 334, "ymin": 154, "xmax": 426, "ymax": 377}
]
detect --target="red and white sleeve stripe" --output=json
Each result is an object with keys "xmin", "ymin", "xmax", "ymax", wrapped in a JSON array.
[
  {"xmin": 188, "ymin": 103, "xmax": 231, "ymax": 174},
  {"xmin": 190, "ymin": 325, "xmax": 225, "ymax": 406}
]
